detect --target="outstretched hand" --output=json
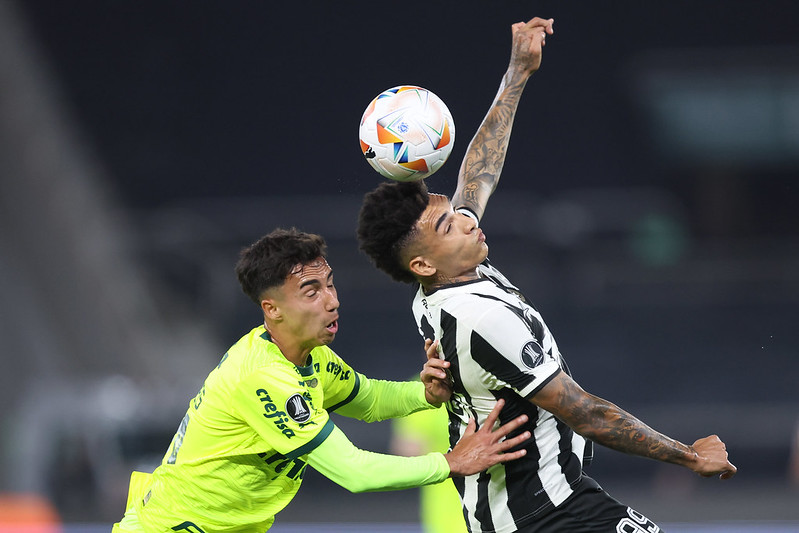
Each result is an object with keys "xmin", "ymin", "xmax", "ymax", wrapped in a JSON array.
[
  {"xmin": 689, "ymin": 435, "xmax": 738, "ymax": 480},
  {"xmin": 509, "ymin": 16, "xmax": 555, "ymax": 77},
  {"xmin": 445, "ymin": 399, "xmax": 530, "ymax": 477},
  {"xmin": 420, "ymin": 339, "xmax": 452, "ymax": 406}
]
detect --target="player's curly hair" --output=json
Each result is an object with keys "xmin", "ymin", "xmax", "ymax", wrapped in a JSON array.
[
  {"xmin": 235, "ymin": 227, "xmax": 327, "ymax": 304},
  {"xmin": 357, "ymin": 180, "xmax": 430, "ymax": 284}
]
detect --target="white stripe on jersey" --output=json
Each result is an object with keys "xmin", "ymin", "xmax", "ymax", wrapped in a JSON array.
[{"xmin": 412, "ymin": 245, "xmax": 590, "ymax": 532}]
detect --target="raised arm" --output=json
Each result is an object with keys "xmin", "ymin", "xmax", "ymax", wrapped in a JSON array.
[
  {"xmin": 452, "ymin": 16, "xmax": 554, "ymax": 220},
  {"xmin": 532, "ymin": 371, "xmax": 737, "ymax": 479}
]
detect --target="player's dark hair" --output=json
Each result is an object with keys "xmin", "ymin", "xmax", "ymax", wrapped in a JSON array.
[
  {"xmin": 235, "ymin": 227, "xmax": 327, "ymax": 304},
  {"xmin": 357, "ymin": 180, "xmax": 430, "ymax": 284}
]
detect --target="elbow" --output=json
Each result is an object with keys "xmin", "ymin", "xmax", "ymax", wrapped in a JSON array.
[
  {"xmin": 349, "ymin": 483, "xmax": 371, "ymax": 494},
  {"xmin": 358, "ymin": 412, "xmax": 380, "ymax": 424},
  {"xmin": 338, "ymin": 478, "xmax": 373, "ymax": 493}
]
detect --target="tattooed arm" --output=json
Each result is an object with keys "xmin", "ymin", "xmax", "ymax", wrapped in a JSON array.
[
  {"xmin": 531, "ymin": 371, "xmax": 738, "ymax": 479},
  {"xmin": 452, "ymin": 17, "xmax": 554, "ymax": 221}
]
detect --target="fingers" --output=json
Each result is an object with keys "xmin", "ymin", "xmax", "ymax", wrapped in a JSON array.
[
  {"xmin": 476, "ymin": 400, "xmax": 530, "ymax": 453},
  {"xmin": 720, "ymin": 463, "xmax": 737, "ymax": 480},
  {"xmin": 481, "ymin": 398, "xmax": 505, "ymax": 432},
  {"xmin": 477, "ymin": 399, "xmax": 530, "ymax": 439},
  {"xmin": 463, "ymin": 417, "xmax": 477, "ymax": 437},
  {"xmin": 421, "ymin": 339, "xmax": 449, "ymax": 383},
  {"xmin": 421, "ymin": 360, "xmax": 449, "ymax": 382},
  {"xmin": 692, "ymin": 435, "xmax": 737, "ymax": 480},
  {"xmin": 719, "ymin": 459, "xmax": 737, "ymax": 480},
  {"xmin": 424, "ymin": 339, "xmax": 443, "ymax": 362},
  {"xmin": 489, "ymin": 413, "xmax": 530, "ymax": 440},
  {"xmin": 524, "ymin": 17, "xmax": 554, "ymax": 34},
  {"xmin": 511, "ymin": 17, "xmax": 552, "ymax": 54},
  {"xmin": 424, "ymin": 338, "xmax": 437, "ymax": 358},
  {"xmin": 515, "ymin": 17, "xmax": 554, "ymax": 40},
  {"xmin": 494, "ymin": 447, "xmax": 527, "ymax": 463}
]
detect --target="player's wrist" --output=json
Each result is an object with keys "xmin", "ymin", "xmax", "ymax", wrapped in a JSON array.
[
  {"xmin": 676, "ymin": 444, "xmax": 700, "ymax": 469},
  {"xmin": 506, "ymin": 63, "xmax": 536, "ymax": 83},
  {"xmin": 443, "ymin": 451, "xmax": 461, "ymax": 478},
  {"xmin": 424, "ymin": 389, "xmax": 445, "ymax": 407}
]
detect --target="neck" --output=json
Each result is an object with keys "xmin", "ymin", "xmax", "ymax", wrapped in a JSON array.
[
  {"xmin": 423, "ymin": 268, "xmax": 481, "ymax": 292},
  {"xmin": 265, "ymin": 324, "xmax": 312, "ymax": 367}
]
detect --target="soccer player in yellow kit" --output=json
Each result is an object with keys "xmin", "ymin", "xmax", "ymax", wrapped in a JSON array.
[{"xmin": 113, "ymin": 228, "xmax": 530, "ymax": 533}]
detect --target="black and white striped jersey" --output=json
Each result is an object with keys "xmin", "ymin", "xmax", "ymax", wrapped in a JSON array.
[{"xmin": 412, "ymin": 229, "xmax": 592, "ymax": 532}]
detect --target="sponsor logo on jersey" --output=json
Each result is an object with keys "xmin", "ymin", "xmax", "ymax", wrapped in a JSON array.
[
  {"xmin": 520, "ymin": 340, "xmax": 545, "ymax": 369},
  {"xmin": 258, "ymin": 451, "xmax": 307, "ymax": 481},
  {"xmin": 256, "ymin": 388, "xmax": 295, "ymax": 438},
  {"xmin": 286, "ymin": 393, "xmax": 311, "ymax": 423}
]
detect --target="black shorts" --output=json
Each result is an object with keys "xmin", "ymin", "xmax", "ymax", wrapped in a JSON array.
[{"xmin": 516, "ymin": 476, "xmax": 664, "ymax": 533}]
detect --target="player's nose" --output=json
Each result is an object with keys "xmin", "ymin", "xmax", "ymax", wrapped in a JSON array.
[
  {"xmin": 325, "ymin": 289, "xmax": 339, "ymax": 311},
  {"xmin": 463, "ymin": 216, "xmax": 477, "ymax": 233}
]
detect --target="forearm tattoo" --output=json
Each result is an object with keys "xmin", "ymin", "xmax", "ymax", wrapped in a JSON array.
[
  {"xmin": 555, "ymin": 377, "xmax": 693, "ymax": 465},
  {"xmin": 458, "ymin": 77, "xmax": 527, "ymax": 215}
]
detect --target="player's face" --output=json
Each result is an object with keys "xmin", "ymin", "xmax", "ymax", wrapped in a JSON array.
[
  {"xmin": 414, "ymin": 194, "xmax": 488, "ymax": 279},
  {"xmin": 273, "ymin": 257, "xmax": 339, "ymax": 349}
]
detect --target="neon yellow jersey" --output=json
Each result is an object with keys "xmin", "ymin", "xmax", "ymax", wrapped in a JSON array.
[{"xmin": 131, "ymin": 325, "xmax": 362, "ymax": 533}]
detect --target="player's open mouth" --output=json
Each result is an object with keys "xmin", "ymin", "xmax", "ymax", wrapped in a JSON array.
[{"xmin": 326, "ymin": 320, "xmax": 338, "ymax": 334}]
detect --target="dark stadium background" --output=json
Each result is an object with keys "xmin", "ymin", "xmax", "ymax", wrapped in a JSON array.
[{"xmin": 0, "ymin": 0, "xmax": 797, "ymax": 529}]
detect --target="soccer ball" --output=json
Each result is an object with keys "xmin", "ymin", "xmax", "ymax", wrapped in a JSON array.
[{"xmin": 358, "ymin": 85, "xmax": 455, "ymax": 182}]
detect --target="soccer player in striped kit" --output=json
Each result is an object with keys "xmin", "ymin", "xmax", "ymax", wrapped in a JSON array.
[{"xmin": 357, "ymin": 16, "xmax": 736, "ymax": 532}]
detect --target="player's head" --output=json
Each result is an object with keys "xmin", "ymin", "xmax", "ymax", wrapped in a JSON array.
[
  {"xmin": 236, "ymin": 227, "xmax": 328, "ymax": 304},
  {"xmin": 357, "ymin": 181, "xmax": 430, "ymax": 284},
  {"xmin": 236, "ymin": 228, "xmax": 339, "ymax": 347},
  {"xmin": 358, "ymin": 181, "xmax": 489, "ymax": 286}
]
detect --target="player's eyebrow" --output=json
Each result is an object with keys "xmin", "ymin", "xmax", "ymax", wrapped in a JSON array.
[
  {"xmin": 299, "ymin": 279, "xmax": 320, "ymax": 289},
  {"xmin": 299, "ymin": 270, "xmax": 333, "ymax": 289},
  {"xmin": 434, "ymin": 212, "xmax": 449, "ymax": 233}
]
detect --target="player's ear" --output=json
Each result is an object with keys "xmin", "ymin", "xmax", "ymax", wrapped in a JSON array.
[
  {"xmin": 261, "ymin": 298, "xmax": 281, "ymax": 321},
  {"xmin": 408, "ymin": 254, "xmax": 436, "ymax": 278}
]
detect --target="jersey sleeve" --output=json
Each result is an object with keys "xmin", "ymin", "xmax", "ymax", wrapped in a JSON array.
[
  {"xmin": 468, "ymin": 301, "xmax": 562, "ymax": 399},
  {"xmin": 306, "ymin": 424, "xmax": 450, "ymax": 492},
  {"xmin": 315, "ymin": 347, "xmax": 433, "ymax": 421},
  {"xmin": 232, "ymin": 364, "xmax": 334, "ymax": 457},
  {"xmin": 333, "ymin": 376, "xmax": 434, "ymax": 422}
]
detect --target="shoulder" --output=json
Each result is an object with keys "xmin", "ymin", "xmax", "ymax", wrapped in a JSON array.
[
  {"xmin": 225, "ymin": 327, "xmax": 298, "ymax": 383},
  {"xmin": 310, "ymin": 345, "xmax": 346, "ymax": 367},
  {"xmin": 431, "ymin": 281, "xmax": 520, "ymax": 323}
]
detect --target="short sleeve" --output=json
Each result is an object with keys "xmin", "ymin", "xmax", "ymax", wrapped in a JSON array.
[
  {"xmin": 233, "ymin": 365, "xmax": 332, "ymax": 457},
  {"xmin": 468, "ymin": 301, "xmax": 561, "ymax": 398}
]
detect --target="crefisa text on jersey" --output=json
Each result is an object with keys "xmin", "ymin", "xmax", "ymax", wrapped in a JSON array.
[{"xmin": 256, "ymin": 388, "xmax": 296, "ymax": 438}]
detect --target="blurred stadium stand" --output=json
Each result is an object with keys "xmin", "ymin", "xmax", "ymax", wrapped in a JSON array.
[{"xmin": 0, "ymin": 0, "xmax": 797, "ymax": 528}]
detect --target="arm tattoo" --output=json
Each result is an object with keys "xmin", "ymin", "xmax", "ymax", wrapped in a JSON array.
[
  {"xmin": 456, "ymin": 76, "xmax": 527, "ymax": 216},
  {"xmin": 554, "ymin": 377, "xmax": 694, "ymax": 466}
]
